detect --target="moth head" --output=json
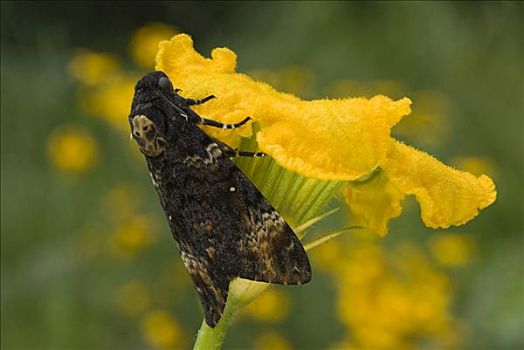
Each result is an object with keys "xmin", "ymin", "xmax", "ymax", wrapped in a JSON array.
[
  {"xmin": 131, "ymin": 71, "xmax": 175, "ymax": 105},
  {"xmin": 129, "ymin": 71, "xmax": 179, "ymax": 157},
  {"xmin": 130, "ymin": 71, "xmax": 175, "ymax": 126}
]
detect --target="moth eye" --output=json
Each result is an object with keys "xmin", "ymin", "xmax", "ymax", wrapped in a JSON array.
[{"xmin": 158, "ymin": 77, "xmax": 173, "ymax": 91}]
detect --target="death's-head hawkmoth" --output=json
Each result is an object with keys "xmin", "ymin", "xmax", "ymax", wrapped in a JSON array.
[{"xmin": 129, "ymin": 71, "xmax": 311, "ymax": 327}]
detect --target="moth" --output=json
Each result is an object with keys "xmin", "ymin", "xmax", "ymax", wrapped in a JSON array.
[{"xmin": 129, "ymin": 71, "xmax": 311, "ymax": 327}]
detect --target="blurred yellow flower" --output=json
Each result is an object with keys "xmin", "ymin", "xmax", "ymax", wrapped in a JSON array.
[
  {"xmin": 156, "ymin": 34, "xmax": 496, "ymax": 235},
  {"xmin": 310, "ymin": 239, "xmax": 346, "ymax": 272},
  {"xmin": 115, "ymin": 280, "xmax": 150, "ymax": 316},
  {"xmin": 141, "ymin": 310, "xmax": 184, "ymax": 350},
  {"xmin": 130, "ymin": 23, "xmax": 178, "ymax": 69},
  {"xmin": 79, "ymin": 73, "xmax": 137, "ymax": 132},
  {"xmin": 47, "ymin": 125, "xmax": 98, "ymax": 173},
  {"xmin": 70, "ymin": 23, "xmax": 176, "ymax": 133},
  {"xmin": 69, "ymin": 50, "xmax": 120, "ymax": 86},
  {"xmin": 252, "ymin": 330, "xmax": 292, "ymax": 350},
  {"xmin": 242, "ymin": 288, "xmax": 290, "ymax": 322},
  {"xmin": 333, "ymin": 238, "xmax": 459, "ymax": 349},
  {"xmin": 429, "ymin": 233, "xmax": 475, "ymax": 267},
  {"xmin": 113, "ymin": 215, "xmax": 155, "ymax": 258}
]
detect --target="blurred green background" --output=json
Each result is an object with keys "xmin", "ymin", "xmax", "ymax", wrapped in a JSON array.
[{"xmin": 1, "ymin": 1, "xmax": 522, "ymax": 349}]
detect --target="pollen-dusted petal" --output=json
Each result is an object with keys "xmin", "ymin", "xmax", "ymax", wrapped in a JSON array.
[
  {"xmin": 343, "ymin": 171, "xmax": 404, "ymax": 236},
  {"xmin": 156, "ymin": 34, "xmax": 412, "ymax": 180},
  {"xmin": 256, "ymin": 96, "xmax": 411, "ymax": 180},
  {"xmin": 383, "ymin": 141, "xmax": 497, "ymax": 229}
]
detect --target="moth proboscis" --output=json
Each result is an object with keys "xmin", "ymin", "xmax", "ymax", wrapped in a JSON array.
[{"xmin": 129, "ymin": 71, "xmax": 311, "ymax": 327}]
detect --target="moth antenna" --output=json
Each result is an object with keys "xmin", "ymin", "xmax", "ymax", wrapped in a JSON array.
[{"xmin": 155, "ymin": 91, "xmax": 190, "ymax": 121}]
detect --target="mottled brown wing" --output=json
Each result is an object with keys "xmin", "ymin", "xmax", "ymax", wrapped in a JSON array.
[
  {"xmin": 234, "ymin": 189, "xmax": 312, "ymax": 285},
  {"xmin": 167, "ymin": 144, "xmax": 311, "ymax": 327}
]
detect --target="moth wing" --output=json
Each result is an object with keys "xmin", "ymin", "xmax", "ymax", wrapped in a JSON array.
[
  {"xmin": 233, "ymin": 185, "xmax": 312, "ymax": 285},
  {"xmin": 178, "ymin": 243, "xmax": 228, "ymax": 327},
  {"xmin": 171, "ymin": 139, "xmax": 311, "ymax": 327}
]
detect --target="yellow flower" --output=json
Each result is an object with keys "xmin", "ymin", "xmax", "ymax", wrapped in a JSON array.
[
  {"xmin": 115, "ymin": 280, "xmax": 150, "ymax": 316},
  {"xmin": 156, "ymin": 34, "xmax": 496, "ymax": 235},
  {"xmin": 429, "ymin": 233, "xmax": 475, "ymax": 266},
  {"xmin": 242, "ymin": 288, "xmax": 290, "ymax": 322},
  {"xmin": 130, "ymin": 23, "xmax": 178, "ymax": 68},
  {"xmin": 335, "ymin": 238, "xmax": 459, "ymax": 349},
  {"xmin": 47, "ymin": 125, "xmax": 98, "ymax": 173},
  {"xmin": 141, "ymin": 310, "xmax": 184, "ymax": 350},
  {"xmin": 69, "ymin": 50, "xmax": 120, "ymax": 86},
  {"xmin": 156, "ymin": 34, "xmax": 411, "ymax": 174}
]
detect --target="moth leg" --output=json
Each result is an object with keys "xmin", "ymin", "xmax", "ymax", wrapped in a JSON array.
[
  {"xmin": 216, "ymin": 142, "xmax": 266, "ymax": 158},
  {"xmin": 186, "ymin": 95, "xmax": 216, "ymax": 106},
  {"xmin": 198, "ymin": 116, "xmax": 252, "ymax": 129},
  {"xmin": 235, "ymin": 150, "xmax": 267, "ymax": 158}
]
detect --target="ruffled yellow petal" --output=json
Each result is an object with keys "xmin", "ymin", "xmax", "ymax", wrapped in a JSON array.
[
  {"xmin": 382, "ymin": 141, "xmax": 496, "ymax": 229},
  {"xmin": 343, "ymin": 171, "xmax": 404, "ymax": 236},
  {"xmin": 156, "ymin": 34, "xmax": 411, "ymax": 180},
  {"xmin": 344, "ymin": 142, "xmax": 496, "ymax": 233}
]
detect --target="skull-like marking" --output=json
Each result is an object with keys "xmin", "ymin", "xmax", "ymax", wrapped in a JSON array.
[{"xmin": 131, "ymin": 115, "xmax": 166, "ymax": 157}]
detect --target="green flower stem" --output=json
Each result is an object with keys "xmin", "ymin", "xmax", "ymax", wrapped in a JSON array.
[
  {"xmin": 193, "ymin": 279, "xmax": 269, "ymax": 350},
  {"xmin": 192, "ymin": 297, "xmax": 239, "ymax": 350}
]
